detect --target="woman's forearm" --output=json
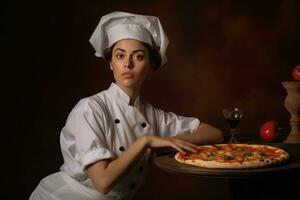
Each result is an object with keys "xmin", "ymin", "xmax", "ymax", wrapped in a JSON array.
[
  {"xmin": 175, "ymin": 123, "xmax": 224, "ymax": 145},
  {"xmin": 87, "ymin": 134, "xmax": 199, "ymax": 194}
]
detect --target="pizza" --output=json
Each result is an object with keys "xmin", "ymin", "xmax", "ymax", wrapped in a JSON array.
[{"xmin": 174, "ymin": 144, "xmax": 290, "ymax": 169}]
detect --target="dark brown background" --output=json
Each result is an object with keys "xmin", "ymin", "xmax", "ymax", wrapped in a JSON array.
[{"xmin": 2, "ymin": 0, "xmax": 300, "ymax": 199}]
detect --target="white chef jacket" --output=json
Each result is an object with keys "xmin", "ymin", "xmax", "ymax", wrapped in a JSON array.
[{"xmin": 30, "ymin": 83, "xmax": 200, "ymax": 200}]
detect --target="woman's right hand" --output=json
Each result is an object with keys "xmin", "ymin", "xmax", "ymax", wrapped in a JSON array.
[{"xmin": 143, "ymin": 135, "xmax": 199, "ymax": 154}]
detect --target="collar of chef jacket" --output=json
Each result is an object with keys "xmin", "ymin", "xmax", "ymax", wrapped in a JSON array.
[{"xmin": 108, "ymin": 82, "xmax": 142, "ymax": 111}]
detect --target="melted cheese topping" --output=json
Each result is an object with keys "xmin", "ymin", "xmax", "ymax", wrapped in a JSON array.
[{"xmin": 178, "ymin": 144, "xmax": 285, "ymax": 163}]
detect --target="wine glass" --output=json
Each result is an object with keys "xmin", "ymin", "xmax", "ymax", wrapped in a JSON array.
[{"xmin": 222, "ymin": 107, "xmax": 243, "ymax": 143}]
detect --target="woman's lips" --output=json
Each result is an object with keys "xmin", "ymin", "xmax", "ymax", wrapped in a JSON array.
[{"xmin": 122, "ymin": 72, "xmax": 133, "ymax": 78}]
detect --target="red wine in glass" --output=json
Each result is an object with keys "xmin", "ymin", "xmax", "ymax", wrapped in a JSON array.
[
  {"xmin": 226, "ymin": 118, "xmax": 240, "ymax": 129},
  {"xmin": 223, "ymin": 107, "xmax": 243, "ymax": 143}
]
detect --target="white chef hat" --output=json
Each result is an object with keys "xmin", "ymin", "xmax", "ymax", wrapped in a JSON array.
[{"xmin": 89, "ymin": 11, "xmax": 169, "ymax": 67}]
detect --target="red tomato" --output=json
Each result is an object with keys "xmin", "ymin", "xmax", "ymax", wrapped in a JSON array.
[
  {"xmin": 292, "ymin": 65, "xmax": 300, "ymax": 81},
  {"xmin": 259, "ymin": 120, "xmax": 279, "ymax": 142}
]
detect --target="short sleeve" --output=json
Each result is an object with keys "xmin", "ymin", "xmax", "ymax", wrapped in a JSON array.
[
  {"xmin": 155, "ymin": 108, "xmax": 200, "ymax": 137},
  {"xmin": 60, "ymin": 98, "xmax": 114, "ymax": 169}
]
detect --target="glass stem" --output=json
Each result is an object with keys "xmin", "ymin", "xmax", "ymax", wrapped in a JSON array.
[
  {"xmin": 230, "ymin": 128, "xmax": 237, "ymax": 136},
  {"xmin": 229, "ymin": 128, "xmax": 237, "ymax": 143}
]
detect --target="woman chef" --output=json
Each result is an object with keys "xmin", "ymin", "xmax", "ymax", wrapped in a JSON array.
[{"xmin": 30, "ymin": 11, "xmax": 224, "ymax": 200}]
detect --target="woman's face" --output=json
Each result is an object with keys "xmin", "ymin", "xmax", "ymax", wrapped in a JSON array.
[{"xmin": 110, "ymin": 39, "xmax": 152, "ymax": 91}]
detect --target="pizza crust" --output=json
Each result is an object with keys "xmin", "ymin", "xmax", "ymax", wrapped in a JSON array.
[{"xmin": 174, "ymin": 144, "xmax": 290, "ymax": 169}]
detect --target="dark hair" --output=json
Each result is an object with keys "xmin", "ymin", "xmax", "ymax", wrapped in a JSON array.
[{"xmin": 103, "ymin": 42, "xmax": 162, "ymax": 70}]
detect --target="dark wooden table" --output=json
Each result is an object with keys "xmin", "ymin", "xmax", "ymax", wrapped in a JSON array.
[{"xmin": 153, "ymin": 143, "xmax": 300, "ymax": 200}]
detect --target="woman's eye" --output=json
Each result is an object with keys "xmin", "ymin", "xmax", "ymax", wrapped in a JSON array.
[
  {"xmin": 134, "ymin": 54, "xmax": 144, "ymax": 60},
  {"xmin": 116, "ymin": 54, "xmax": 124, "ymax": 59}
]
